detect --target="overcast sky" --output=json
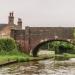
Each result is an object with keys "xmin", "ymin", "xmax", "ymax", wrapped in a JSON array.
[{"xmin": 0, "ymin": 0, "xmax": 75, "ymax": 27}]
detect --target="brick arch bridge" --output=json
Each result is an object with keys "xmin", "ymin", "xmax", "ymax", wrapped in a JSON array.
[
  {"xmin": 32, "ymin": 39, "xmax": 74, "ymax": 57},
  {"xmin": 11, "ymin": 27, "xmax": 75, "ymax": 55}
]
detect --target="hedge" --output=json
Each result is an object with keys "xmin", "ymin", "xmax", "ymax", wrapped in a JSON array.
[{"xmin": 0, "ymin": 38, "xmax": 17, "ymax": 53}]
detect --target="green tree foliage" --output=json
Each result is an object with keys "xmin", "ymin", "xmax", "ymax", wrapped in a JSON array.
[
  {"xmin": 0, "ymin": 38, "xmax": 17, "ymax": 53},
  {"xmin": 40, "ymin": 41, "xmax": 75, "ymax": 54},
  {"xmin": 51, "ymin": 41, "xmax": 75, "ymax": 54}
]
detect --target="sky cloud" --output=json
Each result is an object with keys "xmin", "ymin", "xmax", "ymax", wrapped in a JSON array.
[{"xmin": 0, "ymin": 0, "xmax": 75, "ymax": 27}]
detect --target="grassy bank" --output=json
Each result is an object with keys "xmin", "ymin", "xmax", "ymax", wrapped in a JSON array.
[
  {"xmin": 0, "ymin": 51, "xmax": 31, "ymax": 65},
  {"xmin": 55, "ymin": 53, "xmax": 75, "ymax": 60},
  {"xmin": 0, "ymin": 38, "xmax": 32, "ymax": 65},
  {"xmin": 0, "ymin": 38, "xmax": 75, "ymax": 65}
]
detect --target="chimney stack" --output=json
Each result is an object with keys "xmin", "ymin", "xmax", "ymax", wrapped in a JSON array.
[
  {"xmin": 17, "ymin": 18, "xmax": 22, "ymax": 29},
  {"xmin": 8, "ymin": 12, "xmax": 14, "ymax": 25}
]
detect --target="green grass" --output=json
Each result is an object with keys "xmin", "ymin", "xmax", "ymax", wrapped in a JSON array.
[
  {"xmin": 0, "ymin": 38, "xmax": 32, "ymax": 65},
  {"xmin": 63, "ymin": 53, "xmax": 75, "ymax": 58},
  {"xmin": 0, "ymin": 54, "xmax": 30, "ymax": 63},
  {"xmin": 0, "ymin": 50, "xmax": 31, "ymax": 65},
  {"xmin": 55, "ymin": 53, "xmax": 75, "ymax": 60}
]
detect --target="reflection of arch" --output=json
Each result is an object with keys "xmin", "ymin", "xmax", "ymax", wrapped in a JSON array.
[{"xmin": 32, "ymin": 39, "xmax": 74, "ymax": 57}]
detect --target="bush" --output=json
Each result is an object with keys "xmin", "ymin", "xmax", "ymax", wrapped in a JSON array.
[{"xmin": 0, "ymin": 38, "xmax": 17, "ymax": 54}]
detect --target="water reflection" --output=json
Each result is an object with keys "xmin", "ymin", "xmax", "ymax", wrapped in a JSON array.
[{"xmin": 0, "ymin": 59, "xmax": 75, "ymax": 75}]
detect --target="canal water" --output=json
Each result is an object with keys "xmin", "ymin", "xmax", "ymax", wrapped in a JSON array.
[{"xmin": 0, "ymin": 59, "xmax": 75, "ymax": 75}]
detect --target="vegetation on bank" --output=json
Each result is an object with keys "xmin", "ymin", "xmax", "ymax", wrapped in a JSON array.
[
  {"xmin": 0, "ymin": 38, "xmax": 31, "ymax": 65},
  {"xmin": 39, "ymin": 41, "xmax": 75, "ymax": 60},
  {"xmin": 0, "ymin": 38, "xmax": 75, "ymax": 65},
  {"xmin": 40, "ymin": 41, "xmax": 75, "ymax": 54},
  {"xmin": 55, "ymin": 53, "xmax": 75, "ymax": 60}
]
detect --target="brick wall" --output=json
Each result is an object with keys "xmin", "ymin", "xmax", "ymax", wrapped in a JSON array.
[
  {"xmin": 0, "ymin": 25, "xmax": 11, "ymax": 38},
  {"xmin": 11, "ymin": 27, "xmax": 75, "ymax": 53}
]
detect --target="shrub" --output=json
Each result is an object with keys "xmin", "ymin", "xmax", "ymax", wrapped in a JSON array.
[{"xmin": 0, "ymin": 38, "xmax": 17, "ymax": 54}]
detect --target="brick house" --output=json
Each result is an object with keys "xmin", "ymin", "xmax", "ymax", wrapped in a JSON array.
[{"xmin": 0, "ymin": 12, "xmax": 22, "ymax": 38}]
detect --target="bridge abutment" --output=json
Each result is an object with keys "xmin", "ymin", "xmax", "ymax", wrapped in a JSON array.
[{"xmin": 11, "ymin": 27, "xmax": 75, "ymax": 54}]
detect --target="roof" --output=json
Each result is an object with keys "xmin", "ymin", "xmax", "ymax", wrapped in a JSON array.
[{"xmin": 0, "ymin": 24, "xmax": 8, "ymax": 31}]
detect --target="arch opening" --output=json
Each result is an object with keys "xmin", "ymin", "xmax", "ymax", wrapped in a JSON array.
[{"xmin": 32, "ymin": 40, "xmax": 75, "ymax": 57}]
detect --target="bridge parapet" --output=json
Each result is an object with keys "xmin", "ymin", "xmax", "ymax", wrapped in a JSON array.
[{"xmin": 11, "ymin": 27, "xmax": 75, "ymax": 54}]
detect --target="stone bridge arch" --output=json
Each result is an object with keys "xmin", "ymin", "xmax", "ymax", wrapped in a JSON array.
[
  {"xmin": 11, "ymin": 27, "xmax": 75, "ymax": 55},
  {"xmin": 31, "ymin": 39, "xmax": 74, "ymax": 57}
]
